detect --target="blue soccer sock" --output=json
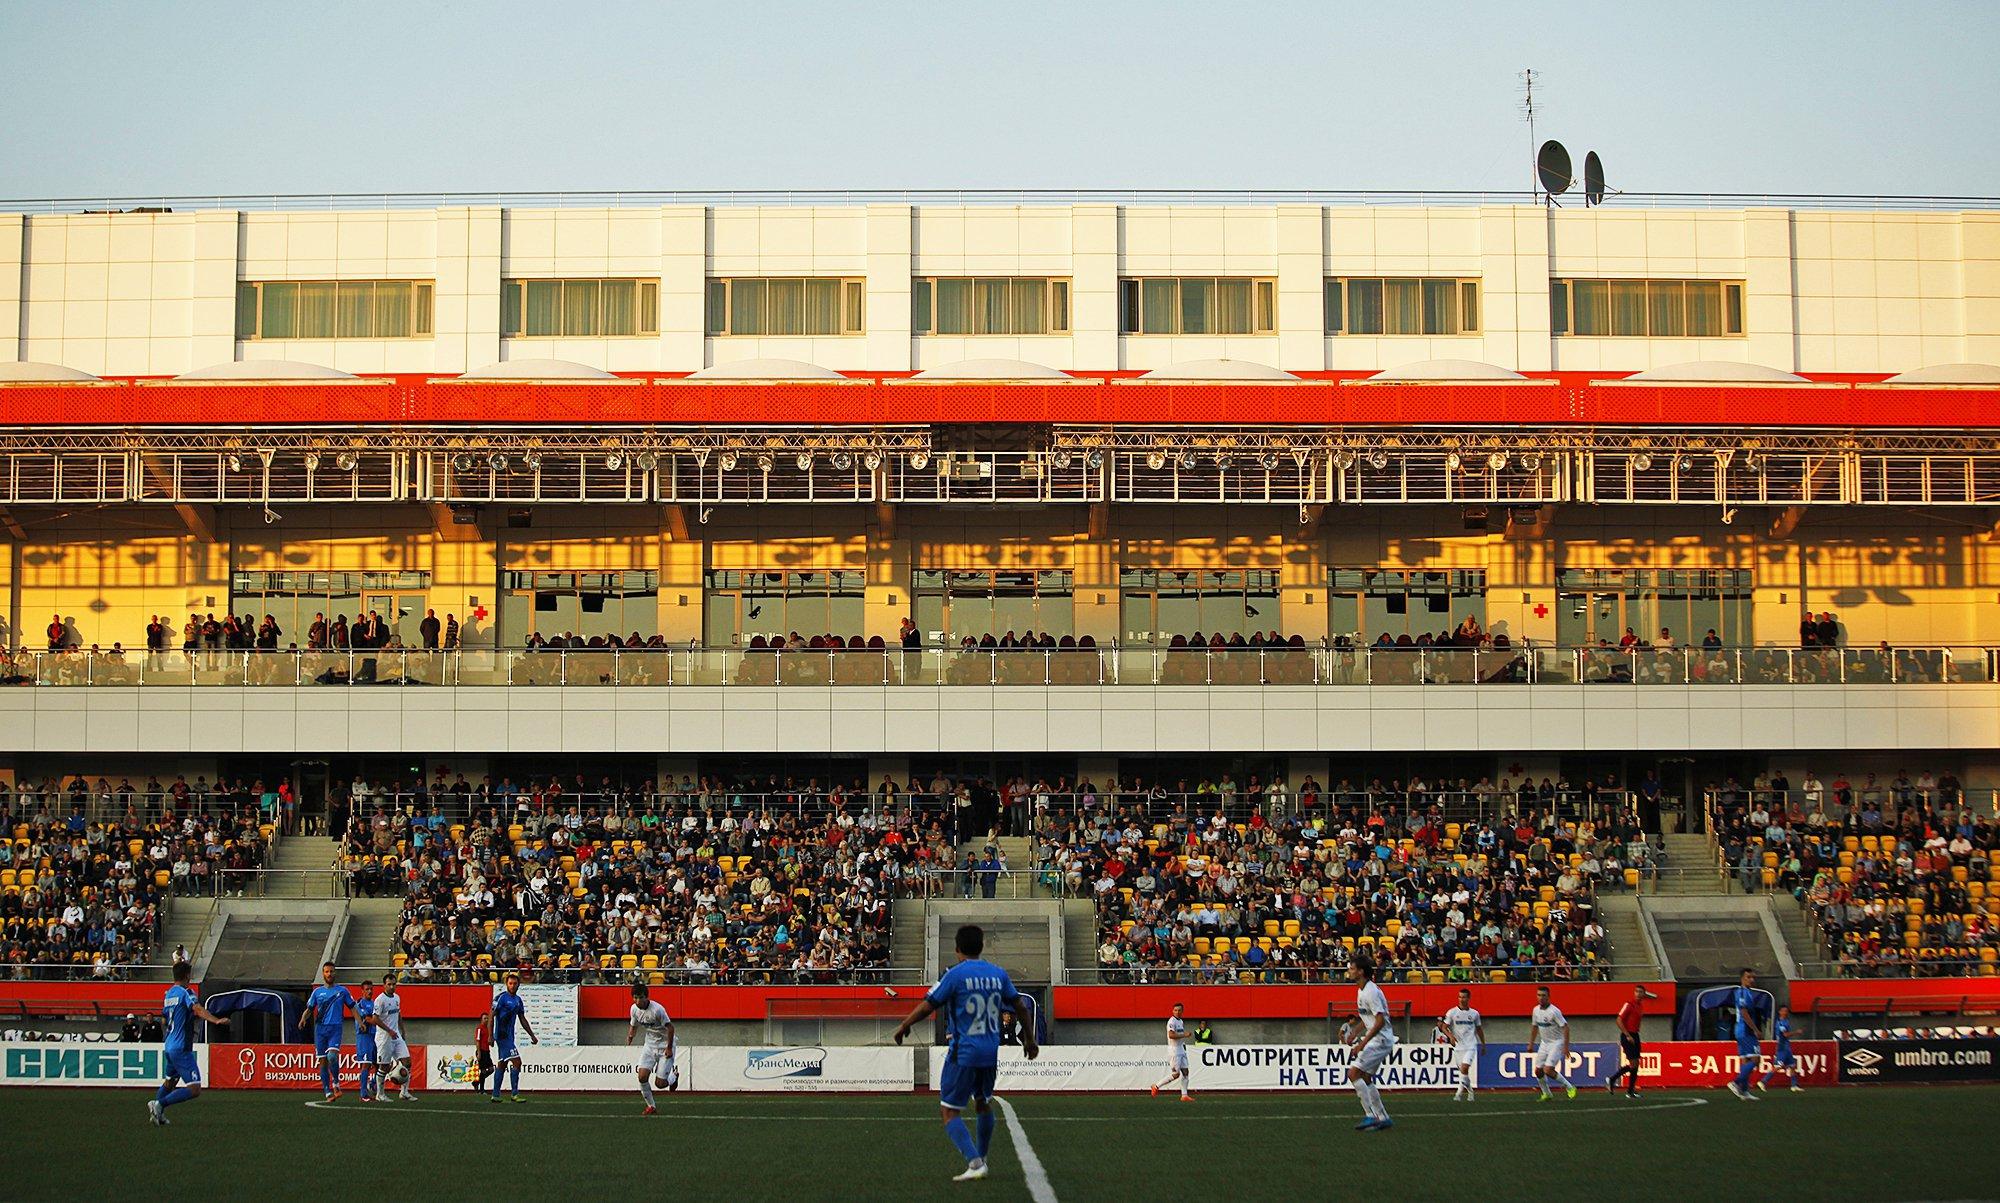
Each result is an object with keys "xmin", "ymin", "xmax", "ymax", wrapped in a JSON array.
[
  {"xmin": 320, "ymin": 1054, "xmax": 335, "ymax": 1094},
  {"xmin": 1734, "ymin": 1060, "xmax": 1756, "ymax": 1091},
  {"xmin": 944, "ymin": 1116, "xmax": 980, "ymax": 1162},
  {"xmin": 509, "ymin": 1064, "xmax": 521, "ymax": 1094},
  {"xmin": 975, "ymin": 1109, "xmax": 997, "ymax": 1157},
  {"xmin": 161, "ymin": 1086, "xmax": 195, "ymax": 1109},
  {"xmin": 490, "ymin": 1066, "xmax": 503, "ymax": 1098},
  {"xmin": 359, "ymin": 1067, "xmax": 373, "ymax": 1098},
  {"xmin": 156, "ymin": 1081, "xmax": 172, "ymax": 1104}
]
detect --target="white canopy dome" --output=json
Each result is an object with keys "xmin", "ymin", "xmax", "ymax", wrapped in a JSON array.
[
  {"xmin": 910, "ymin": 358, "xmax": 1072, "ymax": 381},
  {"xmin": 457, "ymin": 358, "xmax": 619, "ymax": 381},
  {"xmin": 0, "ymin": 361, "xmax": 99, "ymax": 382},
  {"xmin": 1623, "ymin": 361, "xmax": 1807, "ymax": 383},
  {"xmin": 176, "ymin": 360, "xmax": 358, "ymax": 381},
  {"xmin": 1366, "ymin": 359, "xmax": 1527, "ymax": 382},
  {"xmin": 1139, "ymin": 359, "xmax": 1299, "ymax": 382},
  {"xmin": 688, "ymin": 358, "xmax": 848, "ymax": 381},
  {"xmin": 1882, "ymin": 363, "xmax": 2000, "ymax": 385}
]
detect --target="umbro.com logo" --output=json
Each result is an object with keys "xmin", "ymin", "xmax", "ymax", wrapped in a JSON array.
[{"xmin": 1843, "ymin": 1048, "xmax": 1882, "ymax": 1068}]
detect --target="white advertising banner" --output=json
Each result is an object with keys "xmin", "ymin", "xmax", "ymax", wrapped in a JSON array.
[
  {"xmin": 972, "ymin": 1043, "xmax": 1463, "ymax": 1093},
  {"xmin": 690, "ymin": 1045, "xmax": 915, "ymax": 1092},
  {"xmin": 426, "ymin": 1044, "xmax": 913, "ymax": 1093},
  {"xmin": 490, "ymin": 983, "xmax": 578, "ymax": 1047},
  {"xmin": 1, "ymin": 1042, "xmax": 208, "ymax": 1087}
]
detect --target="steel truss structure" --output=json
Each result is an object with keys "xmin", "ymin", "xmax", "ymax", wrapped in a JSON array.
[{"xmin": 1, "ymin": 423, "xmax": 1998, "ymax": 508}]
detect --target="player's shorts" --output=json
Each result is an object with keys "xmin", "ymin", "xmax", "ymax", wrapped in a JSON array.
[
  {"xmin": 1619, "ymin": 1032, "xmax": 1642, "ymax": 1061},
  {"xmin": 1170, "ymin": 1046, "xmax": 1189, "ymax": 1071},
  {"xmin": 377, "ymin": 1037, "xmax": 410, "ymax": 1063},
  {"xmin": 1735, "ymin": 1033, "xmax": 1760, "ymax": 1059},
  {"xmin": 636, "ymin": 1045, "xmax": 672, "ymax": 1075},
  {"xmin": 1533, "ymin": 1044, "xmax": 1567, "ymax": 1071},
  {"xmin": 937, "ymin": 1057, "xmax": 998, "ymax": 1110},
  {"xmin": 164, "ymin": 1048, "xmax": 201, "ymax": 1085},
  {"xmin": 477, "ymin": 1048, "xmax": 494, "ymax": 1078},
  {"xmin": 496, "ymin": 1037, "xmax": 519, "ymax": 1063},
  {"xmin": 1771, "ymin": 1048, "xmax": 1796, "ymax": 1068},
  {"xmin": 1354, "ymin": 1034, "xmax": 1395, "ymax": 1076},
  {"xmin": 1453, "ymin": 1044, "xmax": 1478, "ymax": 1070},
  {"xmin": 355, "ymin": 1041, "xmax": 376, "ymax": 1066},
  {"xmin": 313, "ymin": 1027, "xmax": 342, "ymax": 1058}
]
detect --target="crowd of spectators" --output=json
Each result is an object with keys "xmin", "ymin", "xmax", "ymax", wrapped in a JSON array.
[
  {"xmin": 1039, "ymin": 797, "xmax": 1644, "ymax": 983},
  {"xmin": 1706, "ymin": 770, "xmax": 1998, "ymax": 977},
  {"xmin": 336, "ymin": 775, "xmax": 963, "ymax": 983},
  {"xmin": 0, "ymin": 778, "xmax": 274, "ymax": 978}
]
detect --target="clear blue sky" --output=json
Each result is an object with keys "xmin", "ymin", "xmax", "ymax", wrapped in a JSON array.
[{"xmin": 2, "ymin": 0, "xmax": 1995, "ymax": 199}]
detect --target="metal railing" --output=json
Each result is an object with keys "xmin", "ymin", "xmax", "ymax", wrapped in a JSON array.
[
  {"xmin": 1067, "ymin": 962, "xmax": 1640, "ymax": 985},
  {"xmin": 4, "ymin": 189, "xmax": 1997, "ymax": 215},
  {"xmin": 331, "ymin": 963, "xmax": 922, "ymax": 987},
  {"xmin": 6, "ymin": 643, "xmax": 1996, "ymax": 688}
]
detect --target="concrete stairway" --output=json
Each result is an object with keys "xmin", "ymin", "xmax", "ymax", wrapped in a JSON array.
[
  {"xmin": 1653, "ymin": 833, "xmax": 1731, "ymax": 895},
  {"xmin": 1770, "ymin": 895, "xmax": 1829, "ymax": 974},
  {"xmin": 1060, "ymin": 898, "xmax": 1102, "ymax": 983},
  {"xmin": 1593, "ymin": 893, "xmax": 1658, "ymax": 980},
  {"xmin": 890, "ymin": 899, "xmax": 929, "ymax": 972},
  {"xmin": 956, "ymin": 835, "xmax": 1047, "ymax": 896},
  {"xmin": 156, "ymin": 897, "xmax": 218, "ymax": 975},
  {"xmin": 336, "ymin": 897, "xmax": 406, "ymax": 972},
  {"xmin": 261, "ymin": 835, "xmax": 341, "ymax": 899}
]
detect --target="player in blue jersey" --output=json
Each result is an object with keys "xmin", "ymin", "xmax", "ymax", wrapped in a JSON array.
[
  {"xmin": 147, "ymin": 960, "xmax": 227, "ymax": 1126},
  {"xmin": 1727, "ymin": 967, "xmax": 1764, "ymax": 1101},
  {"xmin": 298, "ymin": 960, "xmax": 356, "ymax": 1100},
  {"xmin": 1756, "ymin": 1004, "xmax": 1805, "ymax": 1093},
  {"xmin": 353, "ymin": 980, "xmax": 378, "ymax": 1102},
  {"xmin": 894, "ymin": 924, "xmax": 1039, "ymax": 1183},
  {"xmin": 488, "ymin": 971, "xmax": 539, "ymax": 1103}
]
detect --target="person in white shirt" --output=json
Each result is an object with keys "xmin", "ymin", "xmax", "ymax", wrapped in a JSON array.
[
  {"xmin": 626, "ymin": 983, "xmax": 677, "ymax": 1115},
  {"xmin": 1149, "ymin": 1002, "xmax": 1193, "ymax": 1101},
  {"xmin": 1529, "ymin": 985, "xmax": 1576, "ymax": 1100},
  {"xmin": 1346, "ymin": 953, "xmax": 1396, "ymax": 1132},
  {"xmin": 1435, "ymin": 988, "xmax": 1486, "ymax": 1102},
  {"xmin": 373, "ymin": 975, "xmax": 415, "ymax": 1100}
]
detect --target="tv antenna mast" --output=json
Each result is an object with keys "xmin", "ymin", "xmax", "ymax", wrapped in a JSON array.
[{"xmin": 1520, "ymin": 69, "xmax": 1541, "ymax": 203}]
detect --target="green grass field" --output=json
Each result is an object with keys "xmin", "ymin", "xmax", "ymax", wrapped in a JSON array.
[{"xmin": 3, "ymin": 1085, "xmax": 1993, "ymax": 1202}]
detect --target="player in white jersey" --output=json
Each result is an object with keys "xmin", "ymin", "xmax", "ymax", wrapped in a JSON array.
[
  {"xmin": 1149, "ymin": 1002, "xmax": 1193, "ymax": 1101},
  {"xmin": 373, "ymin": 974, "xmax": 416, "ymax": 1100},
  {"xmin": 1435, "ymin": 987, "xmax": 1486, "ymax": 1102},
  {"xmin": 626, "ymin": 983, "xmax": 678, "ymax": 1115},
  {"xmin": 1528, "ymin": 985, "xmax": 1577, "ymax": 1101},
  {"xmin": 1346, "ymin": 953, "xmax": 1395, "ymax": 1132}
]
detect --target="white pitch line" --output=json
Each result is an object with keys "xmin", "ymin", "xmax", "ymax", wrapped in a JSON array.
[{"xmin": 994, "ymin": 1096, "xmax": 1058, "ymax": 1203}]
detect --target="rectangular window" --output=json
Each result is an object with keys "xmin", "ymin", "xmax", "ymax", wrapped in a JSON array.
[
  {"xmin": 702, "ymin": 569, "xmax": 865, "ymax": 645},
  {"xmin": 1118, "ymin": 568, "xmax": 1281, "ymax": 644},
  {"xmin": 1555, "ymin": 567, "xmax": 1751, "ymax": 648},
  {"xmin": 1552, "ymin": 279, "xmax": 1746, "ymax": 337},
  {"xmin": 501, "ymin": 570, "xmax": 660, "ymax": 644},
  {"xmin": 500, "ymin": 278, "xmax": 659, "ymax": 338},
  {"xmin": 1326, "ymin": 278, "xmax": 1480, "ymax": 336},
  {"xmin": 1326, "ymin": 569, "xmax": 1487, "ymax": 642},
  {"xmin": 706, "ymin": 278, "xmax": 865, "ymax": 336},
  {"xmin": 236, "ymin": 280, "xmax": 433, "ymax": 339},
  {"xmin": 1119, "ymin": 278, "xmax": 1278, "ymax": 335},
  {"xmin": 911, "ymin": 568, "xmax": 1075, "ymax": 643}
]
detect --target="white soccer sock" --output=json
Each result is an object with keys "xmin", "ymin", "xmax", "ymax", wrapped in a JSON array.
[
  {"xmin": 639, "ymin": 1078, "xmax": 655, "ymax": 1105},
  {"xmin": 1555, "ymin": 1071, "xmax": 1574, "ymax": 1089},
  {"xmin": 1358, "ymin": 1080, "xmax": 1386, "ymax": 1120},
  {"xmin": 1154, "ymin": 1074, "xmax": 1178, "ymax": 1090},
  {"xmin": 1180, "ymin": 1079, "xmax": 1191, "ymax": 1098}
]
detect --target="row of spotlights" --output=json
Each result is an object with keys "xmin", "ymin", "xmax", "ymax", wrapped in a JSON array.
[{"xmin": 232, "ymin": 450, "xmax": 359, "ymax": 472}]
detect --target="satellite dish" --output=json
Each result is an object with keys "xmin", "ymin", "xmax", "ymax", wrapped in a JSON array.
[
  {"xmin": 1584, "ymin": 151, "xmax": 1605, "ymax": 206},
  {"xmin": 1536, "ymin": 140, "xmax": 1573, "ymax": 198}
]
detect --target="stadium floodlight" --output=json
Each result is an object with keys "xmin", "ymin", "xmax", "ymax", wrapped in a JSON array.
[
  {"xmin": 1084, "ymin": 449, "xmax": 1104, "ymax": 469},
  {"xmin": 1175, "ymin": 449, "xmax": 1197, "ymax": 470},
  {"xmin": 1676, "ymin": 454, "xmax": 1698, "ymax": 473},
  {"xmin": 303, "ymin": 452, "xmax": 321, "ymax": 471},
  {"xmin": 1146, "ymin": 450, "xmax": 1168, "ymax": 471},
  {"xmin": 226, "ymin": 453, "xmax": 244, "ymax": 472},
  {"xmin": 1260, "ymin": 451, "xmax": 1282, "ymax": 470},
  {"xmin": 1521, "ymin": 451, "xmax": 1545, "ymax": 472},
  {"xmin": 1487, "ymin": 451, "xmax": 1509, "ymax": 472},
  {"xmin": 1333, "ymin": 449, "xmax": 1357, "ymax": 471},
  {"xmin": 1631, "ymin": 452, "xmax": 1654, "ymax": 472},
  {"xmin": 909, "ymin": 450, "xmax": 931, "ymax": 470},
  {"xmin": 1742, "ymin": 453, "xmax": 1766, "ymax": 474},
  {"xmin": 1367, "ymin": 449, "xmax": 1391, "ymax": 470},
  {"xmin": 1445, "ymin": 452, "xmax": 1463, "ymax": 471},
  {"xmin": 1051, "ymin": 450, "xmax": 1073, "ymax": 469},
  {"xmin": 487, "ymin": 452, "xmax": 508, "ymax": 472},
  {"xmin": 795, "ymin": 452, "xmax": 814, "ymax": 472},
  {"xmin": 521, "ymin": 450, "xmax": 543, "ymax": 472},
  {"xmin": 451, "ymin": 453, "xmax": 476, "ymax": 473},
  {"xmin": 604, "ymin": 451, "xmax": 625, "ymax": 471},
  {"xmin": 862, "ymin": 450, "xmax": 883, "ymax": 471},
  {"xmin": 636, "ymin": 451, "xmax": 659, "ymax": 471},
  {"xmin": 335, "ymin": 452, "xmax": 358, "ymax": 472},
  {"xmin": 719, "ymin": 451, "xmax": 739, "ymax": 471},
  {"xmin": 830, "ymin": 450, "xmax": 854, "ymax": 470},
  {"xmin": 756, "ymin": 453, "xmax": 775, "ymax": 473}
]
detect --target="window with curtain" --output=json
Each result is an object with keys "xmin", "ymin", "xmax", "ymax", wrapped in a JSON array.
[
  {"xmin": 1118, "ymin": 278, "xmax": 1277, "ymax": 335},
  {"xmin": 500, "ymin": 278, "xmax": 660, "ymax": 338},
  {"xmin": 1326, "ymin": 278, "xmax": 1479, "ymax": 335},
  {"xmin": 706, "ymin": 278, "xmax": 865, "ymax": 335},
  {"xmin": 1552, "ymin": 279, "xmax": 1745, "ymax": 337},
  {"xmin": 236, "ymin": 280, "xmax": 434, "ymax": 339}
]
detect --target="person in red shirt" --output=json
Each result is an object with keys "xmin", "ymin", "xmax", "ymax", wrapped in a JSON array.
[
  {"xmin": 1606, "ymin": 984, "xmax": 1657, "ymax": 1097},
  {"xmin": 475, "ymin": 1011, "xmax": 495, "ymax": 1093}
]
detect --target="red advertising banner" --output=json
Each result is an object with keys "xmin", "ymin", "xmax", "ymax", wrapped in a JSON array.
[
  {"xmin": 209, "ymin": 1044, "xmax": 429, "ymax": 1091},
  {"xmin": 1637, "ymin": 1040, "xmax": 1837, "ymax": 1088}
]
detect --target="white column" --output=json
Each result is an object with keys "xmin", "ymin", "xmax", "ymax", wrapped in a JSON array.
[
  {"xmin": 188, "ymin": 210, "xmax": 240, "ymax": 371},
  {"xmin": 1743, "ymin": 208, "xmax": 1798, "ymax": 371},
  {"xmin": 1275, "ymin": 204, "xmax": 1325, "ymax": 372},
  {"xmin": 865, "ymin": 203, "xmax": 912, "ymax": 372},
  {"xmin": 659, "ymin": 204, "xmax": 706, "ymax": 370},
  {"xmin": 1964, "ymin": 212, "xmax": 2000, "ymax": 366},
  {"xmin": 1071, "ymin": 204, "xmax": 1120, "ymax": 370},
  {"xmin": 1480, "ymin": 205, "xmax": 1551, "ymax": 372},
  {"xmin": 0, "ymin": 214, "xmax": 20, "ymax": 363}
]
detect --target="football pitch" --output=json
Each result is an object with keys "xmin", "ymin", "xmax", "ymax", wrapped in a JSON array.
[{"xmin": 4, "ymin": 1085, "xmax": 1993, "ymax": 1202}]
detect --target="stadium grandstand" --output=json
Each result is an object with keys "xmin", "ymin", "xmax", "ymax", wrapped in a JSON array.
[{"xmin": 2, "ymin": 191, "xmax": 1998, "ymax": 1140}]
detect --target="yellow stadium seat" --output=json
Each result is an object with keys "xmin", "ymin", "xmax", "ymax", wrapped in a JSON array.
[
  {"xmin": 1263, "ymin": 919, "xmax": 1280, "ymax": 937},
  {"xmin": 1193, "ymin": 938, "xmax": 1211, "ymax": 954},
  {"xmin": 1762, "ymin": 869, "xmax": 1778, "ymax": 889},
  {"xmin": 1624, "ymin": 868, "xmax": 1640, "ymax": 888},
  {"xmin": 1234, "ymin": 936, "xmax": 1252, "ymax": 954},
  {"xmin": 1761, "ymin": 852, "xmax": 1779, "ymax": 870}
]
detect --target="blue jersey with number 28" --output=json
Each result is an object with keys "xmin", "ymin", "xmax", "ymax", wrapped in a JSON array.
[{"xmin": 928, "ymin": 958, "xmax": 1020, "ymax": 1069}]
